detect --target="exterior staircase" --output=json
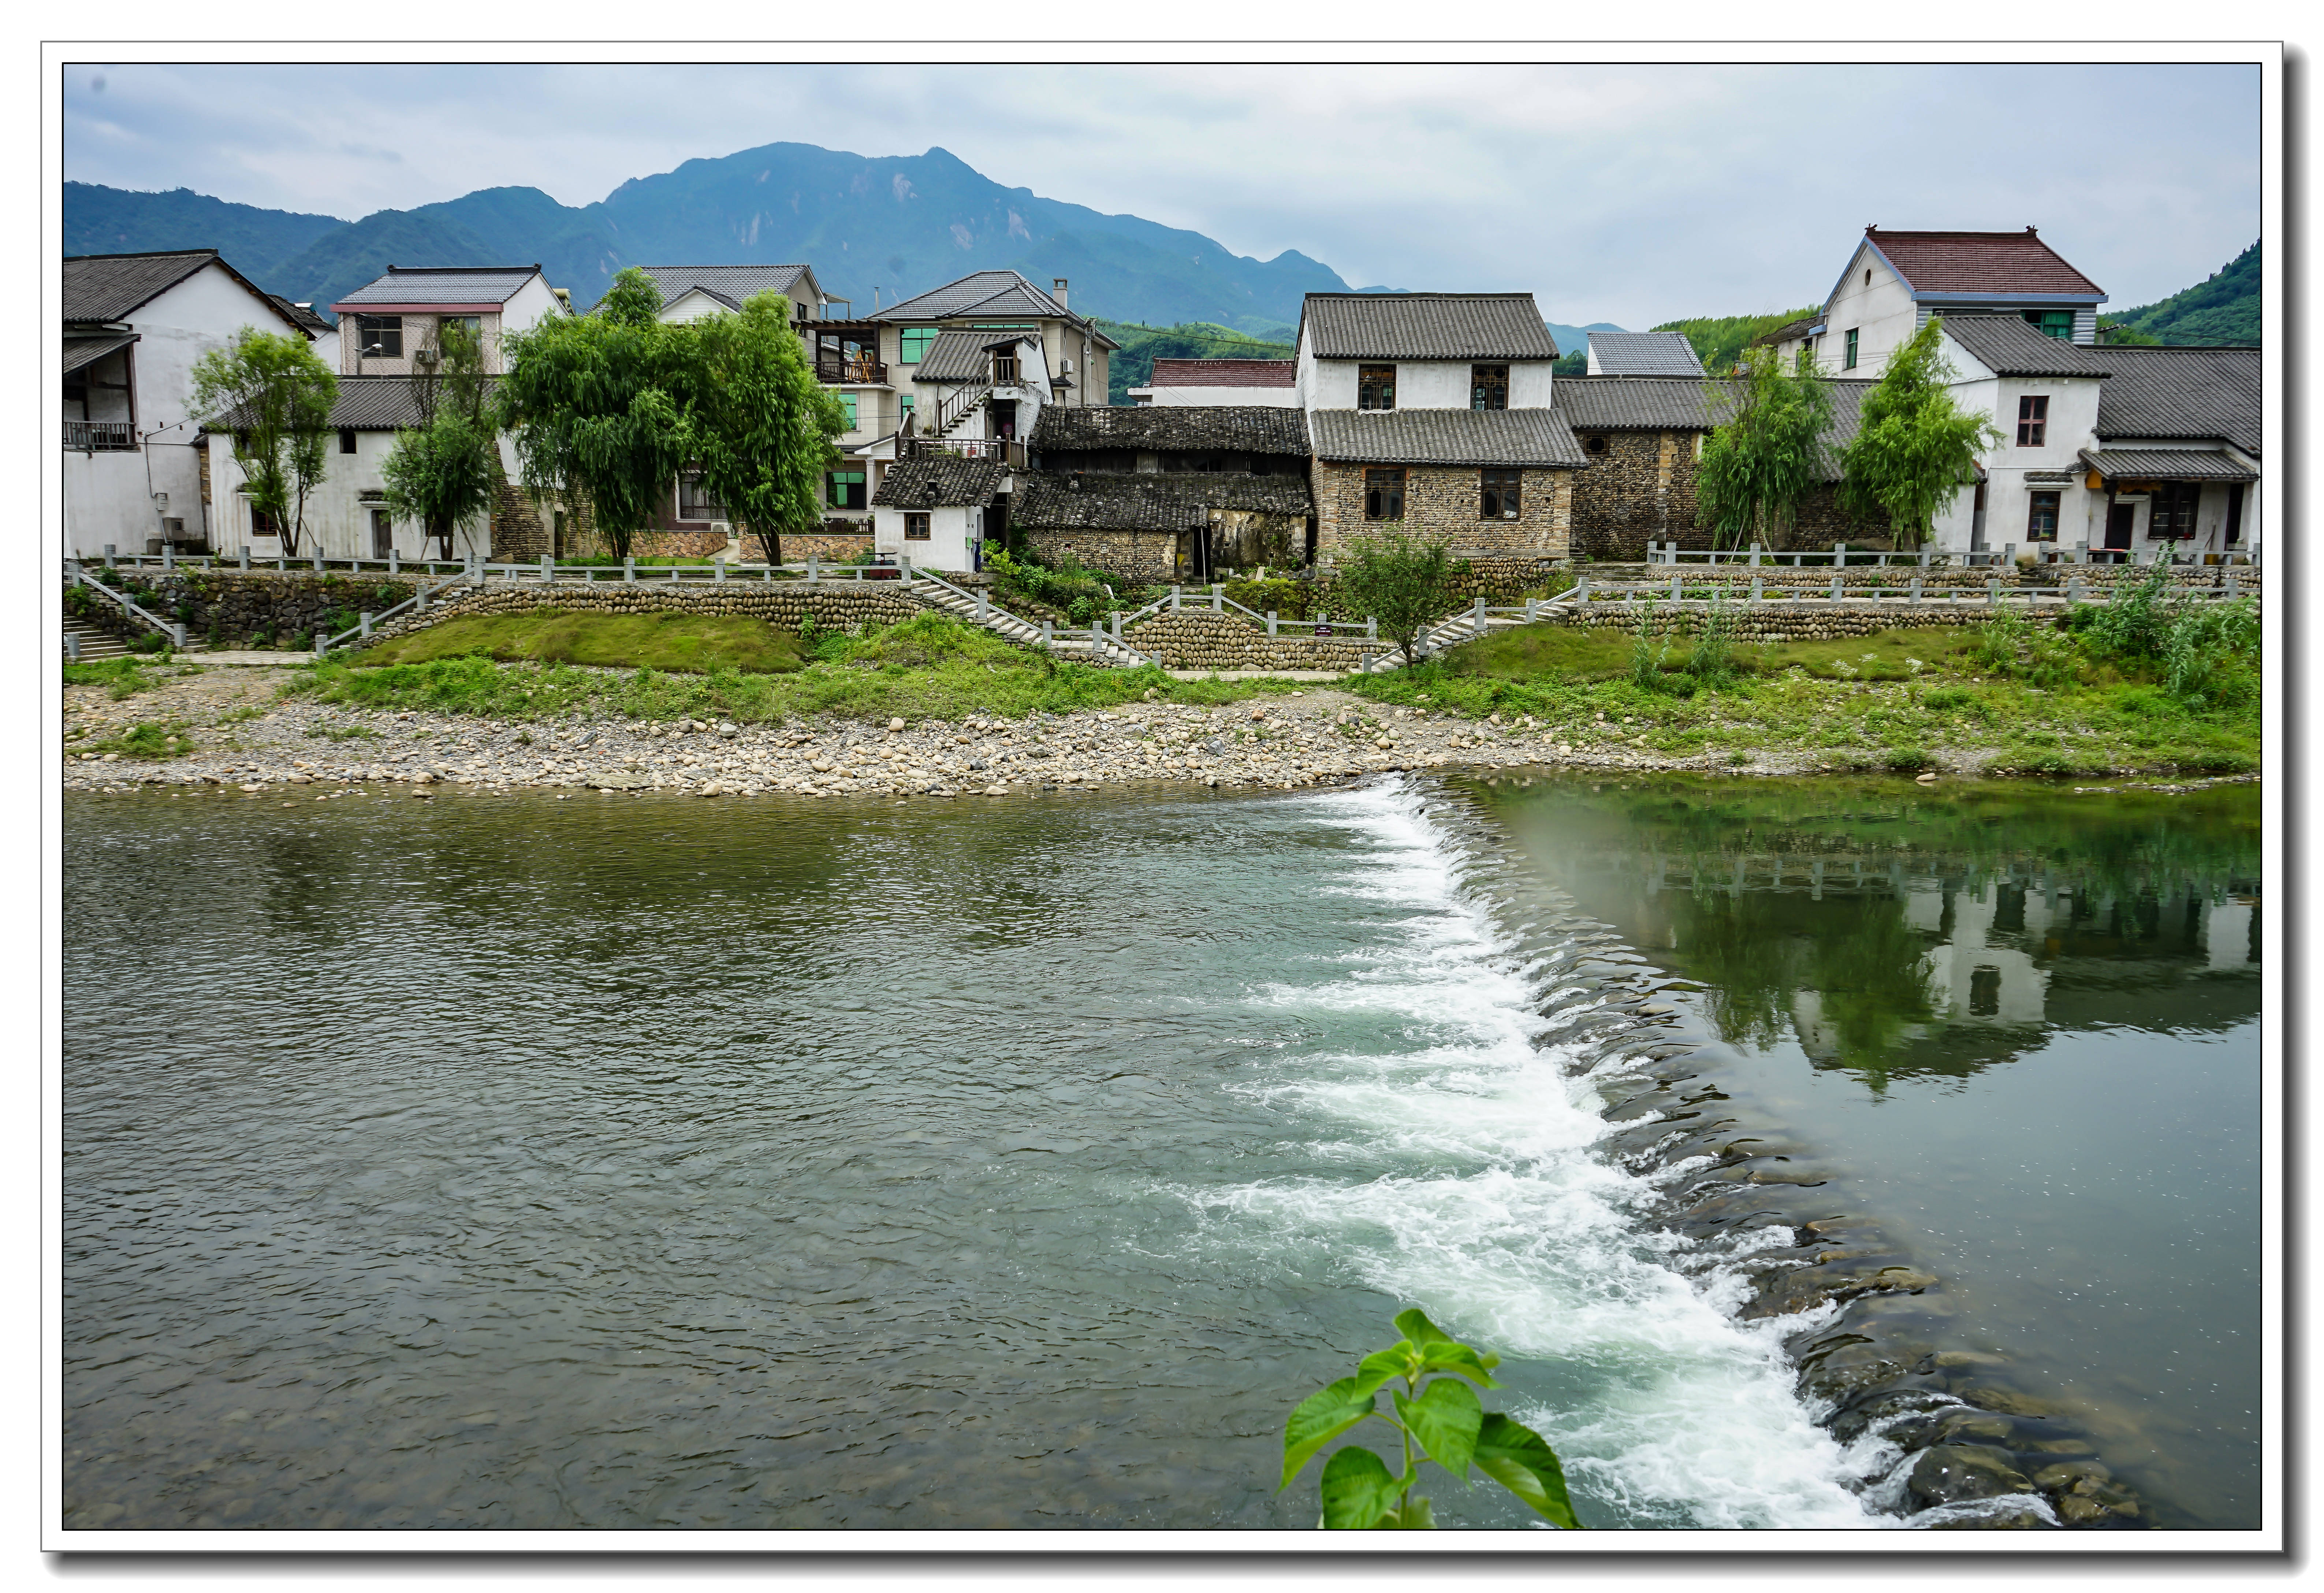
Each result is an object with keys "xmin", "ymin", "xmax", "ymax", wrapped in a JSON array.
[
  {"xmin": 907, "ymin": 575, "xmax": 1150, "ymax": 668},
  {"xmin": 63, "ymin": 617, "xmax": 134, "ymax": 660}
]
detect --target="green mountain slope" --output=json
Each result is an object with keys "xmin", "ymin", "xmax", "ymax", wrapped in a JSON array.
[
  {"xmin": 1092, "ymin": 320, "xmax": 1297, "ymax": 404},
  {"xmin": 63, "ymin": 182, "xmax": 344, "ymax": 279},
  {"xmin": 2102, "ymin": 241, "xmax": 2259, "ymax": 346},
  {"xmin": 65, "ymin": 143, "xmax": 1357, "ymax": 333},
  {"xmin": 1652, "ymin": 309, "xmax": 1820, "ymax": 374}
]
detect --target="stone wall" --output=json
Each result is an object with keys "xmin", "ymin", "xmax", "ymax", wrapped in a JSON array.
[
  {"xmin": 1583, "ymin": 562, "xmax": 2260, "ymax": 596},
  {"xmin": 777, "ymin": 530, "xmax": 876, "ymax": 564},
  {"xmin": 1315, "ymin": 463, "xmax": 1574, "ymax": 564},
  {"xmin": 360, "ymin": 579, "xmax": 926, "ymax": 651},
  {"xmin": 1125, "ymin": 608, "xmax": 1374, "ymax": 672},
  {"xmin": 90, "ymin": 569, "xmax": 420, "ymax": 646},
  {"xmin": 1568, "ymin": 430, "xmax": 1703, "ymax": 561},
  {"xmin": 1020, "ymin": 528, "xmax": 1184, "ymax": 584},
  {"xmin": 1556, "ymin": 601, "xmax": 2056, "ymax": 643}
]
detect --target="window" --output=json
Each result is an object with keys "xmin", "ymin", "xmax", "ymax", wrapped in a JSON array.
[
  {"xmin": 678, "ymin": 474, "xmax": 726, "ymax": 521},
  {"xmin": 1358, "ymin": 364, "xmax": 1397, "ymax": 411},
  {"xmin": 1363, "ymin": 467, "xmax": 1405, "ymax": 521},
  {"xmin": 828, "ymin": 469, "xmax": 867, "ymax": 510},
  {"xmin": 339, "ymin": 428, "xmax": 358, "ymax": 454},
  {"xmin": 2149, "ymin": 482, "xmax": 2201, "ymax": 539},
  {"xmin": 1480, "ymin": 469, "xmax": 1522, "ymax": 520},
  {"xmin": 904, "ymin": 512, "xmax": 932, "ymax": 541},
  {"xmin": 439, "ymin": 314, "xmax": 483, "ymax": 349},
  {"xmin": 992, "ymin": 352, "xmax": 1020, "ymax": 384},
  {"xmin": 371, "ymin": 509, "xmax": 394, "ymax": 558},
  {"xmin": 1864, "ymin": 268, "xmax": 1873, "ymax": 287},
  {"xmin": 2023, "ymin": 309, "xmax": 2075, "ymax": 340},
  {"xmin": 2016, "ymin": 395, "xmax": 2049, "ymax": 448},
  {"xmin": 839, "ymin": 393, "xmax": 860, "ymax": 429},
  {"xmin": 1471, "ymin": 364, "xmax": 1508, "ymax": 411},
  {"xmin": 1843, "ymin": 329, "xmax": 1859, "ymax": 370},
  {"xmin": 898, "ymin": 327, "xmax": 938, "ymax": 363},
  {"xmin": 355, "ymin": 315, "xmax": 403, "ymax": 359},
  {"xmin": 2026, "ymin": 491, "xmax": 2060, "ymax": 541},
  {"xmin": 899, "ymin": 393, "xmax": 915, "ymax": 428},
  {"xmin": 249, "ymin": 503, "xmax": 279, "ymax": 537},
  {"xmin": 1583, "ymin": 435, "xmax": 1609, "ymax": 456}
]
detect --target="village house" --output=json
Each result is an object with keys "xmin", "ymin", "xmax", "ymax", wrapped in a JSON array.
[
  {"xmin": 1764, "ymin": 226, "xmax": 2108, "ymax": 375},
  {"xmin": 868, "ymin": 455, "xmax": 1008, "ymax": 573},
  {"xmin": 330, "ymin": 263, "xmax": 569, "ymax": 379},
  {"xmin": 1126, "ymin": 358, "xmax": 1300, "ymax": 407},
  {"xmin": 1295, "ymin": 292, "xmax": 1584, "ymax": 566},
  {"xmin": 1584, "ymin": 331, "xmax": 1705, "ymax": 377},
  {"xmin": 1014, "ymin": 405, "xmax": 1314, "ymax": 580},
  {"xmin": 63, "ymin": 249, "xmax": 320, "ymax": 558}
]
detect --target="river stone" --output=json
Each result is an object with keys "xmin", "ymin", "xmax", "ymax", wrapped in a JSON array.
[
  {"xmin": 588, "ymin": 772, "xmax": 650, "ymax": 790},
  {"xmin": 1906, "ymin": 1445, "xmax": 2031, "ymax": 1507},
  {"xmin": 2021, "ymin": 1438, "xmax": 2098, "ymax": 1457},
  {"xmin": 2031, "ymin": 1460, "xmax": 2111, "ymax": 1492},
  {"xmin": 1955, "ymin": 1385, "xmax": 2058, "ymax": 1418},
  {"xmin": 1936, "ymin": 1410, "xmax": 2019, "ymax": 1446}
]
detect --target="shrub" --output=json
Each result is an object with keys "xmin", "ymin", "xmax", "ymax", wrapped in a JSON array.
[
  {"xmin": 1629, "ymin": 600, "xmax": 1674, "ymax": 690},
  {"xmin": 1686, "ymin": 590, "xmax": 1736, "ymax": 683}
]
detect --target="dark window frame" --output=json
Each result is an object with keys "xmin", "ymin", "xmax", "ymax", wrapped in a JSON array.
[
  {"xmin": 903, "ymin": 512, "xmax": 932, "ymax": 541},
  {"xmin": 897, "ymin": 327, "xmax": 938, "ymax": 363},
  {"xmin": 1358, "ymin": 364, "xmax": 1397, "ymax": 411},
  {"xmin": 827, "ymin": 469, "xmax": 868, "ymax": 511},
  {"xmin": 338, "ymin": 428, "xmax": 358, "ymax": 454},
  {"xmin": 355, "ymin": 314, "xmax": 403, "ymax": 359},
  {"xmin": 2148, "ymin": 481, "xmax": 2201, "ymax": 540},
  {"xmin": 2016, "ymin": 394, "xmax": 2049, "ymax": 448},
  {"xmin": 1843, "ymin": 328, "xmax": 1859, "ymax": 370},
  {"xmin": 1363, "ymin": 466, "xmax": 1405, "ymax": 521},
  {"xmin": 2023, "ymin": 309, "xmax": 2075, "ymax": 341},
  {"xmin": 2026, "ymin": 490, "xmax": 2061, "ymax": 541},
  {"xmin": 1480, "ymin": 468, "xmax": 1522, "ymax": 520},
  {"xmin": 1471, "ymin": 364, "xmax": 1509, "ymax": 411}
]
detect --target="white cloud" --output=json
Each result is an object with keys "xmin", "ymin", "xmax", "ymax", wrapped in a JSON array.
[{"xmin": 60, "ymin": 61, "xmax": 2260, "ymax": 328}]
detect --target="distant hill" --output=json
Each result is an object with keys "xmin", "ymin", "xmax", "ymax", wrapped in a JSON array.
[
  {"xmin": 1652, "ymin": 309, "xmax": 1821, "ymax": 374},
  {"xmin": 2102, "ymin": 241, "xmax": 2259, "ymax": 346},
  {"xmin": 63, "ymin": 144, "xmax": 1358, "ymax": 333},
  {"xmin": 63, "ymin": 182, "xmax": 344, "ymax": 280},
  {"xmin": 1093, "ymin": 319, "xmax": 1297, "ymax": 405}
]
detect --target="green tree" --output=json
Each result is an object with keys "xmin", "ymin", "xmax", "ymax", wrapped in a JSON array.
[
  {"xmin": 189, "ymin": 327, "xmax": 339, "ymax": 557},
  {"xmin": 497, "ymin": 267, "xmax": 692, "ymax": 561},
  {"xmin": 687, "ymin": 291, "xmax": 852, "ymax": 565},
  {"xmin": 1333, "ymin": 532, "xmax": 1456, "ymax": 665},
  {"xmin": 381, "ymin": 318, "xmax": 501, "ymax": 559},
  {"xmin": 1836, "ymin": 318, "xmax": 2003, "ymax": 547},
  {"xmin": 1695, "ymin": 345, "xmax": 1836, "ymax": 550}
]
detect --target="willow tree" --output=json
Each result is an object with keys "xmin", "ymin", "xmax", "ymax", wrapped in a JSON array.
[
  {"xmin": 1837, "ymin": 318, "xmax": 2003, "ymax": 548},
  {"xmin": 1694, "ymin": 345, "xmax": 1835, "ymax": 550},
  {"xmin": 381, "ymin": 318, "xmax": 499, "ymax": 558},
  {"xmin": 496, "ymin": 267, "xmax": 692, "ymax": 561},
  {"xmin": 189, "ymin": 328, "xmax": 339, "ymax": 557},
  {"xmin": 687, "ymin": 291, "xmax": 852, "ymax": 565}
]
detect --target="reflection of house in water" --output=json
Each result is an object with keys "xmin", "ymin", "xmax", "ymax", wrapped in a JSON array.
[{"xmin": 1912, "ymin": 881, "xmax": 2052, "ymax": 1027}]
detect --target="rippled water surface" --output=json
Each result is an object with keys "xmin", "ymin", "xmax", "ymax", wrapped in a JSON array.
[{"xmin": 63, "ymin": 775, "xmax": 2263, "ymax": 1531}]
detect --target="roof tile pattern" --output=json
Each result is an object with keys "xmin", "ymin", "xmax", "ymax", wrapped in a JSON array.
[
  {"xmin": 336, "ymin": 266, "xmax": 541, "ymax": 308},
  {"xmin": 1554, "ymin": 376, "xmax": 1715, "ymax": 431},
  {"xmin": 1303, "ymin": 293, "xmax": 1561, "ymax": 361},
  {"xmin": 1866, "ymin": 228, "xmax": 2105, "ymax": 297},
  {"xmin": 880, "ymin": 270, "xmax": 1078, "ymax": 325},
  {"xmin": 64, "ymin": 250, "xmax": 222, "ymax": 322},
  {"xmin": 1148, "ymin": 359, "xmax": 1297, "ymax": 388},
  {"xmin": 871, "ymin": 456, "xmax": 1008, "ymax": 510},
  {"xmin": 1014, "ymin": 471, "xmax": 1312, "ymax": 532},
  {"xmin": 635, "ymin": 264, "xmax": 813, "ymax": 313},
  {"xmin": 1311, "ymin": 407, "xmax": 1587, "ymax": 467},
  {"xmin": 1937, "ymin": 313, "xmax": 2111, "ymax": 378},
  {"xmin": 912, "ymin": 330, "xmax": 1022, "ymax": 383},
  {"xmin": 1586, "ymin": 331, "xmax": 1706, "ymax": 376},
  {"xmin": 2094, "ymin": 346, "xmax": 2261, "ymax": 456},
  {"xmin": 2079, "ymin": 448, "xmax": 2257, "ymax": 483},
  {"xmin": 1031, "ymin": 405, "xmax": 1310, "ymax": 456}
]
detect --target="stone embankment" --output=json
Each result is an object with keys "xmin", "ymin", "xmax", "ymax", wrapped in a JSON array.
[{"xmin": 361, "ymin": 580, "xmax": 923, "ymax": 648}]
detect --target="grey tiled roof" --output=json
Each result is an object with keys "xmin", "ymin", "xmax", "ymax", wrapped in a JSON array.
[
  {"xmin": 65, "ymin": 250, "xmax": 234, "ymax": 323},
  {"xmin": 1937, "ymin": 313, "xmax": 2111, "ymax": 378},
  {"xmin": 1148, "ymin": 358, "xmax": 1296, "ymax": 388},
  {"xmin": 1554, "ymin": 376, "xmax": 1714, "ymax": 431},
  {"xmin": 268, "ymin": 294, "xmax": 334, "ymax": 335},
  {"xmin": 1302, "ymin": 293, "xmax": 1561, "ymax": 361},
  {"xmin": 335, "ymin": 266, "xmax": 543, "ymax": 308},
  {"xmin": 1587, "ymin": 331, "xmax": 1705, "ymax": 376},
  {"xmin": 1030, "ymin": 404, "xmax": 1310, "ymax": 456},
  {"xmin": 1311, "ymin": 407, "xmax": 1587, "ymax": 467},
  {"xmin": 2079, "ymin": 447, "xmax": 2257, "ymax": 483},
  {"xmin": 2093, "ymin": 346, "xmax": 2261, "ymax": 456},
  {"xmin": 202, "ymin": 376, "xmax": 500, "ymax": 433},
  {"xmin": 1013, "ymin": 471, "xmax": 1312, "ymax": 532},
  {"xmin": 871, "ymin": 456, "xmax": 1007, "ymax": 509},
  {"xmin": 63, "ymin": 331, "xmax": 139, "ymax": 375},
  {"xmin": 633, "ymin": 264, "xmax": 813, "ymax": 313},
  {"xmin": 912, "ymin": 329, "xmax": 1017, "ymax": 383},
  {"xmin": 880, "ymin": 270, "xmax": 1080, "ymax": 326}
]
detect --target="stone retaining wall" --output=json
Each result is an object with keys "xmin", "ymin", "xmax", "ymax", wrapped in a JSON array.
[
  {"xmin": 89, "ymin": 569, "xmax": 421, "ymax": 647},
  {"xmin": 1558, "ymin": 601, "xmax": 2060, "ymax": 642},
  {"xmin": 1582, "ymin": 562, "xmax": 2259, "ymax": 595},
  {"xmin": 1124, "ymin": 608, "xmax": 1374, "ymax": 671},
  {"xmin": 360, "ymin": 580, "xmax": 926, "ymax": 650}
]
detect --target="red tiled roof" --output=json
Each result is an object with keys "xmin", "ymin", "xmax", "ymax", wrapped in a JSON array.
[
  {"xmin": 1148, "ymin": 358, "xmax": 1297, "ymax": 388},
  {"xmin": 1865, "ymin": 228, "xmax": 2105, "ymax": 297}
]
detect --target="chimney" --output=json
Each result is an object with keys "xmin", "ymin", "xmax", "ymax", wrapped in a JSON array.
[
  {"xmin": 1053, "ymin": 277, "xmax": 1069, "ymax": 309},
  {"xmin": 2026, "ymin": 226, "xmax": 2039, "ymax": 235}
]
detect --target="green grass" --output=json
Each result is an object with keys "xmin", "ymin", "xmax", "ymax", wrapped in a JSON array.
[
  {"xmin": 83, "ymin": 720, "xmax": 196, "ymax": 759},
  {"xmin": 357, "ymin": 609, "xmax": 811, "ymax": 674},
  {"xmin": 63, "ymin": 657, "xmax": 176, "ymax": 699}
]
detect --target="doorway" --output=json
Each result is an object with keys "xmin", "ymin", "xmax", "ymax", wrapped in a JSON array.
[
  {"xmin": 2105, "ymin": 502, "xmax": 2137, "ymax": 558},
  {"xmin": 371, "ymin": 510, "xmax": 394, "ymax": 558},
  {"xmin": 990, "ymin": 399, "xmax": 1018, "ymax": 441}
]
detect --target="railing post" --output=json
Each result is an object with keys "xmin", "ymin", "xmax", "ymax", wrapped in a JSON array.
[
  {"xmin": 104, "ymin": 544, "xmax": 116, "ymax": 570},
  {"xmin": 1043, "ymin": 619, "xmax": 1054, "ymax": 648},
  {"xmin": 2068, "ymin": 576, "xmax": 2085, "ymax": 606},
  {"xmin": 314, "ymin": 631, "xmax": 327, "ymax": 657},
  {"xmin": 1670, "ymin": 575, "xmax": 1682, "ymax": 604},
  {"xmin": 1576, "ymin": 575, "xmax": 1589, "ymax": 605},
  {"xmin": 385, "ymin": 548, "xmax": 396, "ymax": 576},
  {"xmin": 162, "ymin": 542, "xmax": 174, "ymax": 572},
  {"xmin": 808, "ymin": 554, "xmax": 820, "ymax": 582},
  {"xmin": 1171, "ymin": 584, "xmax": 1182, "ymax": 612},
  {"xmin": 416, "ymin": 586, "xmax": 427, "ymax": 613},
  {"xmin": 623, "ymin": 556, "xmax": 636, "ymax": 584},
  {"xmin": 1267, "ymin": 608, "xmax": 1277, "ymax": 638},
  {"xmin": 1474, "ymin": 594, "xmax": 1487, "ymax": 632},
  {"xmin": 541, "ymin": 554, "xmax": 553, "ymax": 582},
  {"xmin": 1526, "ymin": 596, "xmax": 1537, "ymax": 623},
  {"xmin": 1111, "ymin": 611, "xmax": 1123, "ymax": 642},
  {"xmin": 2224, "ymin": 568, "xmax": 2239, "ymax": 598},
  {"xmin": 1910, "ymin": 575, "xmax": 1922, "ymax": 607},
  {"xmin": 1211, "ymin": 584, "xmax": 1223, "ymax": 613},
  {"xmin": 1750, "ymin": 574, "xmax": 1763, "ymax": 604},
  {"xmin": 171, "ymin": 621, "xmax": 186, "ymax": 650},
  {"xmin": 1987, "ymin": 578, "xmax": 2000, "ymax": 609},
  {"xmin": 1829, "ymin": 575, "xmax": 1841, "ymax": 603},
  {"xmin": 65, "ymin": 634, "xmax": 79, "ymax": 662},
  {"xmin": 714, "ymin": 555, "xmax": 726, "ymax": 583},
  {"xmin": 976, "ymin": 588, "xmax": 989, "ymax": 622},
  {"xmin": 1749, "ymin": 541, "xmax": 1762, "ymax": 567},
  {"xmin": 1919, "ymin": 547, "xmax": 1932, "ymax": 569},
  {"xmin": 1835, "ymin": 543, "xmax": 1847, "ymax": 568},
  {"xmin": 312, "ymin": 548, "xmax": 324, "ymax": 574},
  {"xmin": 360, "ymin": 611, "xmax": 373, "ymax": 638}
]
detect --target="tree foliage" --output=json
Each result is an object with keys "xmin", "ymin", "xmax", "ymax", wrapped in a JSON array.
[
  {"xmin": 687, "ymin": 292, "xmax": 852, "ymax": 565},
  {"xmin": 1333, "ymin": 533, "xmax": 1456, "ymax": 664},
  {"xmin": 1651, "ymin": 307, "xmax": 1820, "ymax": 375},
  {"xmin": 189, "ymin": 327, "xmax": 339, "ymax": 557},
  {"xmin": 1836, "ymin": 318, "xmax": 2003, "ymax": 547},
  {"xmin": 1695, "ymin": 346, "xmax": 1835, "ymax": 550},
  {"xmin": 382, "ymin": 318, "xmax": 500, "ymax": 558}
]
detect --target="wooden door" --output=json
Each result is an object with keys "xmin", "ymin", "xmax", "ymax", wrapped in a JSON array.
[{"xmin": 2105, "ymin": 504, "xmax": 2136, "ymax": 551}]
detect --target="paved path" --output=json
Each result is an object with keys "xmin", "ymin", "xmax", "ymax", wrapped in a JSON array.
[{"xmin": 189, "ymin": 651, "xmax": 310, "ymax": 667}]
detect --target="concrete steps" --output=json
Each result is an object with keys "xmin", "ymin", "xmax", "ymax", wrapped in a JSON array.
[
  {"xmin": 63, "ymin": 619, "xmax": 132, "ymax": 660},
  {"xmin": 908, "ymin": 580, "xmax": 1148, "ymax": 668}
]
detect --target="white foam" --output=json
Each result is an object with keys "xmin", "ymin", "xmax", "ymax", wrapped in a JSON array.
[{"xmin": 1187, "ymin": 778, "xmax": 1891, "ymax": 1530}]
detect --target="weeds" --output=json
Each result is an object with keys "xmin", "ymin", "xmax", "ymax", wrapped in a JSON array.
[{"xmin": 86, "ymin": 720, "xmax": 195, "ymax": 759}]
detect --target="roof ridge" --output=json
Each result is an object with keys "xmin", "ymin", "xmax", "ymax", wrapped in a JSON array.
[
  {"xmin": 378, "ymin": 263, "xmax": 543, "ymax": 274},
  {"xmin": 62, "ymin": 248, "xmax": 218, "ymax": 262}
]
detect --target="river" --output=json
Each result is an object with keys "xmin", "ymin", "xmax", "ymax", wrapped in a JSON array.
[{"xmin": 61, "ymin": 774, "xmax": 2261, "ymax": 1531}]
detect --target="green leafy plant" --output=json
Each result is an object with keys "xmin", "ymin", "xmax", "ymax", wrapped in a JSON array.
[
  {"xmin": 1696, "ymin": 344, "xmax": 1836, "ymax": 550},
  {"xmin": 1333, "ymin": 532, "xmax": 1455, "ymax": 666},
  {"xmin": 1835, "ymin": 317, "xmax": 2004, "ymax": 547},
  {"xmin": 1629, "ymin": 599, "xmax": 1673, "ymax": 690},
  {"xmin": 1280, "ymin": 1308, "xmax": 1581, "ymax": 1531},
  {"xmin": 1686, "ymin": 588, "xmax": 1736, "ymax": 683}
]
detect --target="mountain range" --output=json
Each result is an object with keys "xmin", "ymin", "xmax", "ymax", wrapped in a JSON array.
[{"xmin": 2101, "ymin": 241, "xmax": 2259, "ymax": 346}]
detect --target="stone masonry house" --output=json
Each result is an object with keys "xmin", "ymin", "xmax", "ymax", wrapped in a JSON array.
[
  {"xmin": 1018, "ymin": 405, "xmax": 1313, "ymax": 578},
  {"xmin": 870, "ymin": 455, "xmax": 1008, "ymax": 573},
  {"xmin": 63, "ymin": 249, "xmax": 319, "ymax": 557},
  {"xmin": 1765, "ymin": 226, "xmax": 2108, "ymax": 376},
  {"xmin": 1295, "ymin": 293, "xmax": 1580, "ymax": 565},
  {"xmin": 1126, "ymin": 358, "xmax": 1300, "ymax": 407},
  {"xmin": 1585, "ymin": 331, "xmax": 1706, "ymax": 377}
]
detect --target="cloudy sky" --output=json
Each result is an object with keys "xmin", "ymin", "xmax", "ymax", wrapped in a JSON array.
[{"xmin": 62, "ymin": 61, "xmax": 2261, "ymax": 327}]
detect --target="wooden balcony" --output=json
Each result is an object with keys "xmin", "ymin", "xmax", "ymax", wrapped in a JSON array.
[
  {"xmin": 815, "ymin": 355, "xmax": 889, "ymax": 385},
  {"xmin": 901, "ymin": 437, "xmax": 1023, "ymax": 468},
  {"xmin": 64, "ymin": 420, "xmax": 135, "ymax": 452}
]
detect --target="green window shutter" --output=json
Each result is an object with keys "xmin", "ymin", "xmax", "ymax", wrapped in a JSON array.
[
  {"xmin": 899, "ymin": 327, "xmax": 936, "ymax": 362},
  {"xmin": 841, "ymin": 394, "xmax": 859, "ymax": 428}
]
